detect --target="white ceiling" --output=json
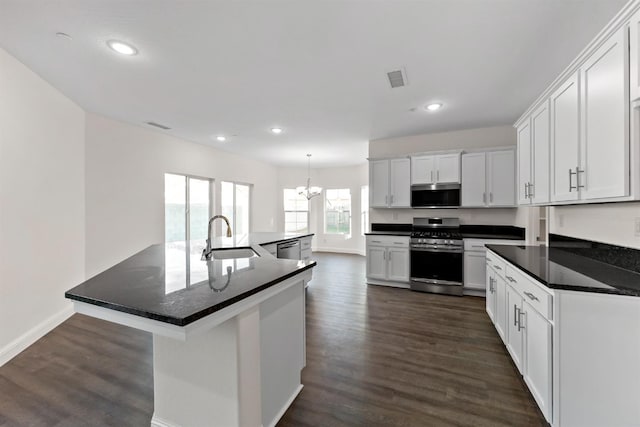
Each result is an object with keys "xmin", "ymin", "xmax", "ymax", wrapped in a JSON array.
[{"xmin": 0, "ymin": 0, "xmax": 628, "ymax": 167}]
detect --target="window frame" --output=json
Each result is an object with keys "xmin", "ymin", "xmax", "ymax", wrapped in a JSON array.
[
  {"xmin": 324, "ymin": 188, "xmax": 352, "ymax": 236},
  {"xmin": 283, "ymin": 188, "xmax": 310, "ymax": 234},
  {"xmin": 221, "ymin": 180, "xmax": 253, "ymax": 236},
  {"xmin": 164, "ymin": 173, "xmax": 215, "ymax": 243}
]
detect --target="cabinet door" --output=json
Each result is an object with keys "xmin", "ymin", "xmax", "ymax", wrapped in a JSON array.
[
  {"xmin": 366, "ymin": 246, "xmax": 387, "ymax": 280},
  {"xmin": 580, "ymin": 27, "xmax": 629, "ymax": 200},
  {"xmin": 389, "ymin": 158, "xmax": 411, "ymax": 207},
  {"xmin": 411, "ymin": 156, "xmax": 435, "ymax": 184},
  {"xmin": 487, "ymin": 150, "xmax": 515, "ymax": 207},
  {"xmin": 435, "ymin": 154, "xmax": 461, "ymax": 183},
  {"xmin": 506, "ymin": 285, "xmax": 524, "ymax": 373},
  {"xmin": 517, "ymin": 120, "xmax": 532, "ymax": 205},
  {"xmin": 531, "ymin": 101, "xmax": 550, "ymax": 204},
  {"xmin": 485, "ymin": 266, "xmax": 496, "ymax": 323},
  {"xmin": 550, "ymin": 72, "xmax": 580, "ymax": 202},
  {"xmin": 461, "ymin": 152, "xmax": 486, "ymax": 207},
  {"xmin": 387, "ymin": 247, "xmax": 410, "ymax": 282},
  {"xmin": 630, "ymin": 8, "xmax": 640, "ymax": 101},
  {"xmin": 464, "ymin": 251, "xmax": 486, "ymax": 290},
  {"xmin": 523, "ymin": 302, "xmax": 553, "ymax": 423},
  {"xmin": 370, "ymin": 160, "xmax": 389, "ymax": 207},
  {"xmin": 495, "ymin": 275, "xmax": 507, "ymax": 344}
]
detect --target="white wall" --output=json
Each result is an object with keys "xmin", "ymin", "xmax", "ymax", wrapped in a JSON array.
[
  {"xmin": 0, "ymin": 48, "xmax": 85, "ymax": 363},
  {"xmin": 549, "ymin": 203, "xmax": 640, "ymax": 249},
  {"xmin": 368, "ymin": 125, "xmax": 527, "ymax": 229},
  {"xmin": 85, "ymin": 114, "xmax": 279, "ymax": 278},
  {"xmin": 277, "ymin": 164, "xmax": 369, "ymax": 255}
]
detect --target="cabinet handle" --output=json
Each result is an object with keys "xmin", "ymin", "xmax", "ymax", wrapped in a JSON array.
[
  {"xmin": 483, "ymin": 193, "xmax": 486, "ymax": 203},
  {"xmin": 493, "ymin": 265, "xmax": 502, "ymax": 270},
  {"xmin": 523, "ymin": 291, "xmax": 539, "ymax": 302},
  {"xmin": 390, "ymin": 195, "xmax": 394, "ymax": 204},
  {"xmin": 389, "ymin": 251, "xmax": 392, "ymax": 260},
  {"xmin": 489, "ymin": 192, "xmax": 493, "ymax": 203},
  {"xmin": 528, "ymin": 183, "xmax": 534, "ymax": 198},
  {"xmin": 506, "ymin": 275, "xmax": 516, "ymax": 283},
  {"xmin": 430, "ymin": 170, "xmax": 434, "ymax": 182},
  {"xmin": 383, "ymin": 251, "xmax": 386, "ymax": 260},
  {"xmin": 371, "ymin": 240, "xmax": 382, "ymax": 244},
  {"xmin": 385, "ymin": 195, "xmax": 388, "ymax": 205},
  {"xmin": 487, "ymin": 257, "xmax": 493, "ymax": 263},
  {"xmin": 569, "ymin": 169, "xmax": 577, "ymax": 192},
  {"xmin": 524, "ymin": 183, "xmax": 529, "ymax": 198},
  {"xmin": 393, "ymin": 242, "xmax": 404, "ymax": 245},
  {"xmin": 514, "ymin": 305, "xmax": 519, "ymax": 326},
  {"xmin": 437, "ymin": 170, "xmax": 440, "ymax": 181},
  {"xmin": 576, "ymin": 167, "xmax": 585, "ymax": 189},
  {"xmin": 518, "ymin": 310, "xmax": 526, "ymax": 332}
]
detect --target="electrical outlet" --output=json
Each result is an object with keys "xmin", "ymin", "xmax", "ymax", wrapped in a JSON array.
[{"xmin": 635, "ymin": 218, "xmax": 640, "ymax": 237}]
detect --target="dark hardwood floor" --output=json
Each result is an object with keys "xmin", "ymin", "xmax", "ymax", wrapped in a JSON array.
[{"xmin": 0, "ymin": 252, "xmax": 546, "ymax": 427}]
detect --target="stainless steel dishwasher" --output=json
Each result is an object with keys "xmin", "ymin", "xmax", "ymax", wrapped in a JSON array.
[{"xmin": 277, "ymin": 239, "xmax": 301, "ymax": 260}]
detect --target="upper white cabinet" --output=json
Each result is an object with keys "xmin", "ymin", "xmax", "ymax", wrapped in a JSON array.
[
  {"xmin": 369, "ymin": 158, "xmax": 410, "ymax": 208},
  {"xmin": 579, "ymin": 26, "xmax": 629, "ymax": 200},
  {"xmin": 518, "ymin": 102, "xmax": 550, "ymax": 205},
  {"xmin": 517, "ymin": 17, "xmax": 634, "ymax": 206},
  {"xmin": 630, "ymin": 7, "xmax": 640, "ymax": 101},
  {"xmin": 550, "ymin": 72, "xmax": 581, "ymax": 203},
  {"xmin": 461, "ymin": 150, "xmax": 515, "ymax": 207},
  {"xmin": 411, "ymin": 153, "xmax": 461, "ymax": 185}
]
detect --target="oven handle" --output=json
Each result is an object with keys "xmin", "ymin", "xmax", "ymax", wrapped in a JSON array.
[{"xmin": 410, "ymin": 246, "xmax": 463, "ymax": 254}]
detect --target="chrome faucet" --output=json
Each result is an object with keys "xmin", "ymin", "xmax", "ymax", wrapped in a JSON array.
[{"xmin": 203, "ymin": 215, "xmax": 232, "ymax": 259}]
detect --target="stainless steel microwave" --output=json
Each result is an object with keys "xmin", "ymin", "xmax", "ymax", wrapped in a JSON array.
[{"xmin": 410, "ymin": 183, "xmax": 461, "ymax": 208}]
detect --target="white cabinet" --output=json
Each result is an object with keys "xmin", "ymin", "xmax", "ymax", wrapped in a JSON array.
[
  {"xmin": 579, "ymin": 26, "xmax": 629, "ymax": 200},
  {"xmin": 517, "ymin": 120, "xmax": 532, "ymax": 205},
  {"xmin": 522, "ymin": 300, "xmax": 553, "ymax": 422},
  {"xmin": 506, "ymin": 284, "xmax": 525, "ymax": 373},
  {"xmin": 411, "ymin": 153, "xmax": 461, "ymax": 184},
  {"xmin": 461, "ymin": 150, "xmax": 515, "ymax": 207},
  {"xmin": 519, "ymin": 102, "xmax": 550, "ymax": 205},
  {"xmin": 549, "ymin": 27, "xmax": 628, "ymax": 204},
  {"xmin": 461, "ymin": 152, "xmax": 486, "ymax": 206},
  {"xmin": 300, "ymin": 236, "xmax": 312, "ymax": 262},
  {"xmin": 369, "ymin": 158, "xmax": 410, "ymax": 208},
  {"xmin": 464, "ymin": 239, "xmax": 523, "ymax": 295},
  {"xmin": 631, "ymin": 8, "xmax": 640, "ymax": 101},
  {"xmin": 550, "ymin": 72, "xmax": 581, "ymax": 203},
  {"xmin": 486, "ymin": 251, "xmax": 508, "ymax": 343},
  {"xmin": 366, "ymin": 235, "xmax": 410, "ymax": 285},
  {"xmin": 485, "ymin": 265, "xmax": 496, "ymax": 323}
]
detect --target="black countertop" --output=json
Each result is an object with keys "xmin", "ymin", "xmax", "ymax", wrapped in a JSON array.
[
  {"xmin": 65, "ymin": 234, "xmax": 316, "ymax": 326},
  {"xmin": 366, "ymin": 223, "xmax": 525, "ymax": 239},
  {"xmin": 486, "ymin": 244, "xmax": 640, "ymax": 297}
]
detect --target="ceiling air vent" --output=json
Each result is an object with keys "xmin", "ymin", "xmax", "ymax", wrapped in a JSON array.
[
  {"xmin": 146, "ymin": 121, "xmax": 171, "ymax": 130},
  {"xmin": 387, "ymin": 68, "xmax": 408, "ymax": 88}
]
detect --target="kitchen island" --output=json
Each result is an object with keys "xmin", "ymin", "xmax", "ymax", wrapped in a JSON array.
[{"xmin": 65, "ymin": 233, "xmax": 316, "ymax": 427}]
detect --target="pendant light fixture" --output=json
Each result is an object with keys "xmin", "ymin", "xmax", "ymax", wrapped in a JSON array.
[{"xmin": 296, "ymin": 154, "xmax": 322, "ymax": 200}]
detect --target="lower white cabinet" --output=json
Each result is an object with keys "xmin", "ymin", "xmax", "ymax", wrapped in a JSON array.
[
  {"xmin": 366, "ymin": 235, "xmax": 410, "ymax": 285},
  {"xmin": 464, "ymin": 239, "xmax": 524, "ymax": 295},
  {"xmin": 487, "ymin": 250, "xmax": 553, "ymax": 423}
]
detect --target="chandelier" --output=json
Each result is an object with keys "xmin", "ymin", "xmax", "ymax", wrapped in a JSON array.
[{"xmin": 296, "ymin": 154, "xmax": 322, "ymax": 200}]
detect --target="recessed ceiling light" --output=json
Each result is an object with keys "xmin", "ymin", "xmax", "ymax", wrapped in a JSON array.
[
  {"xmin": 216, "ymin": 136, "xmax": 227, "ymax": 142},
  {"xmin": 425, "ymin": 103, "xmax": 443, "ymax": 112},
  {"xmin": 271, "ymin": 127, "xmax": 283, "ymax": 134},
  {"xmin": 107, "ymin": 40, "xmax": 138, "ymax": 56}
]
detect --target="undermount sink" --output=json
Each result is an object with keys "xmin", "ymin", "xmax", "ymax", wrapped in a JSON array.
[{"xmin": 207, "ymin": 247, "xmax": 258, "ymax": 260}]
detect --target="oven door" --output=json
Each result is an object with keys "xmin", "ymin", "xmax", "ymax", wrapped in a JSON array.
[{"xmin": 410, "ymin": 247, "xmax": 463, "ymax": 285}]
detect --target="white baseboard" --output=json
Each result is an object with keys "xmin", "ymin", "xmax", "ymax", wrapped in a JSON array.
[
  {"xmin": 0, "ymin": 304, "xmax": 74, "ymax": 367},
  {"xmin": 312, "ymin": 247, "xmax": 366, "ymax": 256},
  {"xmin": 266, "ymin": 384, "xmax": 303, "ymax": 427}
]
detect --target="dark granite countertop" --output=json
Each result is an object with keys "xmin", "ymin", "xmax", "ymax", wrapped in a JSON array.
[
  {"xmin": 65, "ymin": 235, "xmax": 316, "ymax": 326},
  {"xmin": 246, "ymin": 232, "xmax": 314, "ymax": 246},
  {"xmin": 365, "ymin": 231, "xmax": 412, "ymax": 236},
  {"xmin": 486, "ymin": 244, "xmax": 640, "ymax": 297},
  {"xmin": 460, "ymin": 225, "xmax": 525, "ymax": 240}
]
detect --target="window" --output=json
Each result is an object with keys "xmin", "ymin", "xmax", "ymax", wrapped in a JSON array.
[
  {"xmin": 361, "ymin": 185, "xmax": 369, "ymax": 235},
  {"xmin": 164, "ymin": 173, "xmax": 213, "ymax": 242},
  {"xmin": 325, "ymin": 188, "xmax": 351, "ymax": 235},
  {"xmin": 283, "ymin": 189, "xmax": 309, "ymax": 233},
  {"xmin": 221, "ymin": 181, "xmax": 251, "ymax": 236}
]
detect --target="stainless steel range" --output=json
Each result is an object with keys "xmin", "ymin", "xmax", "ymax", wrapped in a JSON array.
[{"xmin": 410, "ymin": 217, "xmax": 464, "ymax": 296}]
